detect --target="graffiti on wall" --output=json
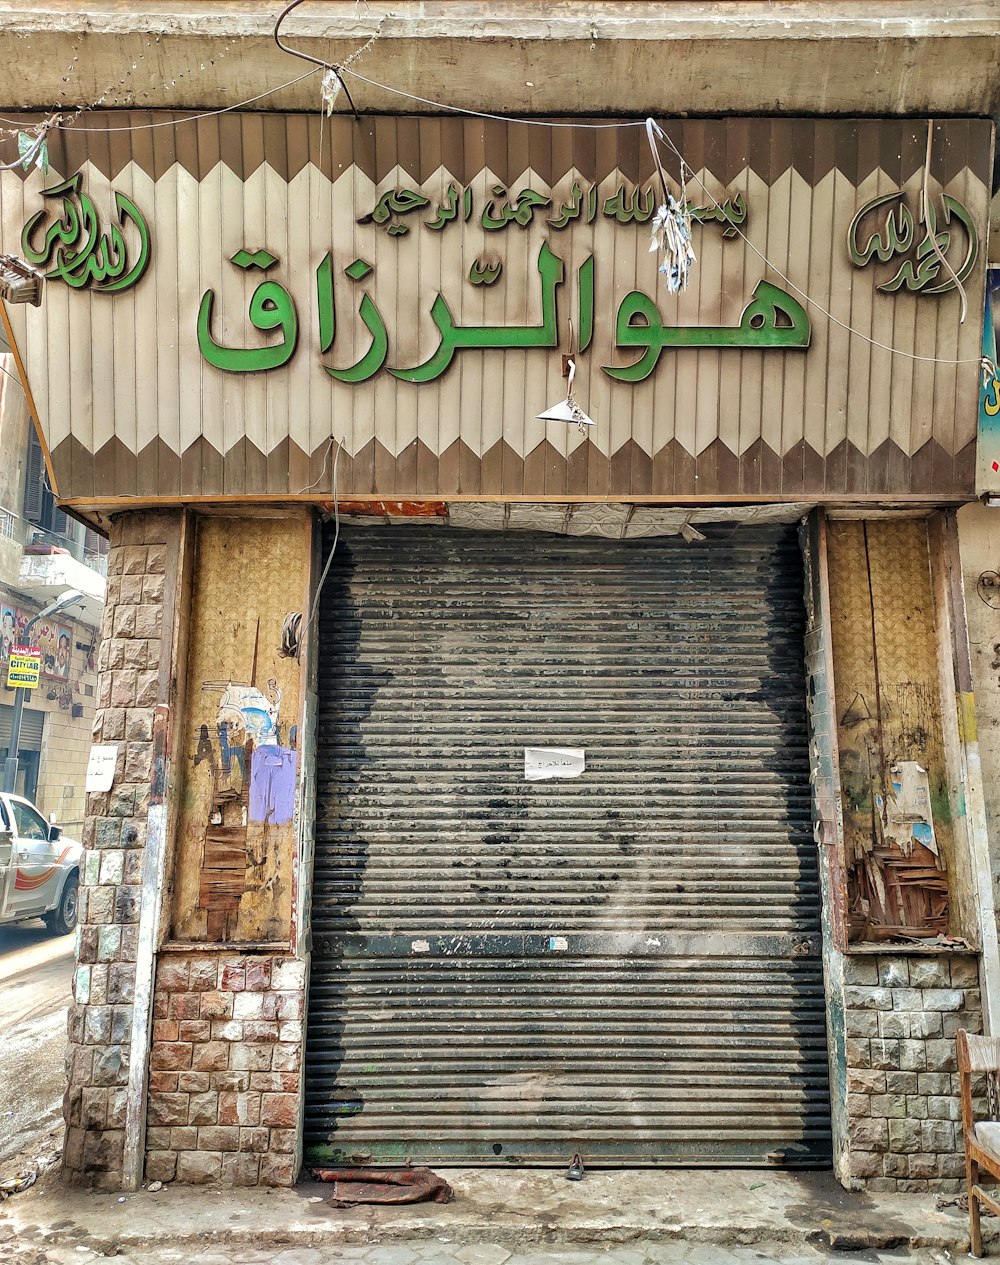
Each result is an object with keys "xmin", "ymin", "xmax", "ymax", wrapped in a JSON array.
[{"xmin": 192, "ymin": 678, "xmax": 298, "ymax": 941}]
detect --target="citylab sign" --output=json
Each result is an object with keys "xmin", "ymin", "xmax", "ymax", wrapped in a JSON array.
[{"xmin": 6, "ymin": 645, "xmax": 40, "ymax": 690}]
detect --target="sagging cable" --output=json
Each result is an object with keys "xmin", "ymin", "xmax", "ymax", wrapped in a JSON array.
[
  {"xmin": 274, "ymin": 0, "xmax": 361, "ymax": 120},
  {"xmin": 645, "ymin": 119, "xmax": 696, "ymax": 295},
  {"xmin": 920, "ymin": 119, "xmax": 968, "ymax": 324}
]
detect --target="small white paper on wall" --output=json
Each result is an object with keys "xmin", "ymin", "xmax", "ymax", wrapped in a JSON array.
[
  {"xmin": 85, "ymin": 744, "xmax": 119, "ymax": 792},
  {"xmin": 524, "ymin": 747, "xmax": 585, "ymax": 781}
]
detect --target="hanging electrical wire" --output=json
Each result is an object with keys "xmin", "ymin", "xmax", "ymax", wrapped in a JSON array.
[
  {"xmin": 0, "ymin": 67, "xmax": 322, "ymax": 136},
  {"xmin": 0, "ymin": 116, "xmax": 60, "ymax": 172},
  {"xmin": 645, "ymin": 118, "xmax": 696, "ymax": 294},
  {"xmin": 649, "ymin": 125, "xmax": 985, "ymax": 367},
  {"xmin": 274, "ymin": 0, "xmax": 363, "ymax": 119},
  {"xmin": 305, "ymin": 438, "xmax": 345, "ymax": 638},
  {"xmin": 340, "ymin": 66, "xmax": 647, "ymax": 129},
  {"xmin": 919, "ymin": 118, "xmax": 969, "ymax": 324},
  {"xmin": 0, "ymin": 1, "xmax": 982, "ymax": 370}
]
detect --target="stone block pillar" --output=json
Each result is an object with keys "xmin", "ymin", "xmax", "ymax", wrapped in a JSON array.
[
  {"xmin": 64, "ymin": 509, "xmax": 315, "ymax": 1190},
  {"xmin": 62, "ymin": 510, "xmax": 188, "ymax": 1190}
]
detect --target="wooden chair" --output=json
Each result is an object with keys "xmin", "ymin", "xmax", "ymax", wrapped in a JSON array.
[{"xmin": 957, "ymin": 1028, "xmax": 1000, "ymax": 1256}]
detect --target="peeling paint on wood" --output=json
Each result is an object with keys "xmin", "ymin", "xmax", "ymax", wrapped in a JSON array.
[
  {"xmin": 826, "ymin": 519, "xmax": 955, "ymax": 943},
  {"xmin": 170, "ymin": 515, "xmax": 311, "ymax": 945}
]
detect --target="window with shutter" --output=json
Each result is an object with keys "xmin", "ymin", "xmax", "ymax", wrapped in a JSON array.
[{"xmin": 22, "ymin": 426, "xmax": 44, "ymax": 523}]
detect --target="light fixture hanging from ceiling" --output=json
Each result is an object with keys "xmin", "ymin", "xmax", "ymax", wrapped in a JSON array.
[{"xmin": 0, "ymin": 254, "xmax": 44, "ymax": 306}]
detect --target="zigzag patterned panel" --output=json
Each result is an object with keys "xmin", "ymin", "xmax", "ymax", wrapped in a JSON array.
[{"xmin": 0, "ymin": 115, "xmax": 989, "ymax": 504}]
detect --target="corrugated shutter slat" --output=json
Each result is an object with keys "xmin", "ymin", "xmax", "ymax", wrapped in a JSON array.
[
  {"xmin": 0, "ymin": 704, "xmax": 45, "ymax": 749},
  {"xmin": 305, "ymin": 525, "xmax": 830, "ymax": 1167}
]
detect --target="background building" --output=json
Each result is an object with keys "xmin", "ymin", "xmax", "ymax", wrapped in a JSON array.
[{"xmin": 0, "ymin": 356, "xmax": 105, "ymax": 822}]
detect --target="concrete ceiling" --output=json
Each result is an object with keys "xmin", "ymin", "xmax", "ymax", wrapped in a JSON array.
[
  {"xmin": 0, "ymin": 3, "xmax": 997, "ymax": 117},
  {"xmin": 1, "ymin": 3, "xmax": 997, "ymax": 247}
]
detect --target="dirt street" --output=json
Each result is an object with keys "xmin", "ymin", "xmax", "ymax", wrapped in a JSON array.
[
  {"xmin": 0, "ymin": 1234, "xmax": 975, "ymax": 1265},
  {"xmin": 0, "ymin": 922, "xmax": 73, "ymax": 1164}
]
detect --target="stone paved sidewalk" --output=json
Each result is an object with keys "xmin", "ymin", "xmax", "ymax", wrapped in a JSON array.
[
  {"xmin": 0, "ymin": 1237, "xmax": 976, "ymax": 1265},
  {"xmin": 0, "ymin": 1165, "xmax": 991, "ymax": 1263}
]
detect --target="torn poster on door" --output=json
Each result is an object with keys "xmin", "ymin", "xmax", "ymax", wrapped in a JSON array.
[
  {"xmin": 524, "ymin": 747, "xmax": 585, "ymax": 781},
  {"xmin": 877, "ymin": 760, "xmax": 939, "ymax": 857}
]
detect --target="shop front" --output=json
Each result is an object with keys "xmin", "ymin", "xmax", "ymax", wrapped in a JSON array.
[{"xmin": 0, "ymin": 109, "xmax": 994, "ymax": 1192}]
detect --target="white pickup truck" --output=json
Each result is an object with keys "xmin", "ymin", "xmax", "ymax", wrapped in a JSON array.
[{"xmin": 0, "ymin": 792, "xmax": 81, "ymax": 935}]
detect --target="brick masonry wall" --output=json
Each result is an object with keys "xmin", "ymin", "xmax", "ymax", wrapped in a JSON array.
[
  {"xmin": 62, "ymin": 511, "xmax": 175, "ymax": 1190},
  {"xmin": 843, "ymin": 952, "xmax": 981, "ymax": 1192},
  {"xmin": 145, "ymin": 954, "xmax": 306, "ymax": 1186}
]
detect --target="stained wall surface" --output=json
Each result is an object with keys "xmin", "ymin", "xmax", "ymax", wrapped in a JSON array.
[
  {"xmin": 957, "ymin": 502, "xmax": 1000, "ymax": 916},
  {"xmin": 170, "ymin": 514, "xmax": 312, "ymax": 945}
]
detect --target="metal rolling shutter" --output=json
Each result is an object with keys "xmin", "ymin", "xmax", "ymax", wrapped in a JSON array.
[
  {"xmin": 0, "ymin": 704, "xmax": 44, "ymax": 749},
  {"xmin": 306, "ymin": 524, "xmax": 830, "ymax": 1167}
]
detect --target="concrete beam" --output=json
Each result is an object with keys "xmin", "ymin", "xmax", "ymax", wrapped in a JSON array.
[{"xmin": 0, "ymin": 2, "xmax": 998, "ymax": 117}]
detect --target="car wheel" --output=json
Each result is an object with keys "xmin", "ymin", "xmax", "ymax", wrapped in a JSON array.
[{"xmin": 45, "ymin": 872, "xmax": 79, "ymax": 936}]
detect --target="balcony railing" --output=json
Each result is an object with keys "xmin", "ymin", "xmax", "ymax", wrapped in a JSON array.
[
  {"xmin": 0, "ymin": 506, "xmax": 16, "ymax": 541},
  {"xmin": 27, "ymin": 523, "xmax": 82, "ymax": 560},
  {"xmin": 83, "ymin": 549, "xmax": 109, "ymax": 576}
]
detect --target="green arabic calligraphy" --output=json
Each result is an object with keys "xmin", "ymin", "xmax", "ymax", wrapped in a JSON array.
[
  {"xmin": 309, "ymin": 245, "xmax": 593, "ymax": 385},
  {"xmin": 602, "ymin": 186, "xmax": 747, "ymax": 235},
  {"xmin": 426, "ymin": 184, "xmax": 474, "ymax": 231},
  {"xmin": 390, "ymin": 241, "xmax": 564, "ymax": 383},
  {"xmin": 197, "ymin": 249, "xmax": 298, "ymax": 372},
  {"xmin": 690, "ymin": 194, "xmax": 747, "ymax": 238},
  {"xmin": 358, "ymin": 188, "xmax": 431, "ymax": 236},
  {"xmin": 604, "ymin": 185, "xmax": 656, "ymax": 224},
  {"xmin": 481, "ymin": 186, "xmax": 552, "ymax": 231},
  {"xmin": 20, "ymin": 172, "xmax": 151, "ymax": 293},
  {"xmin": 199, "ymin": 246, "xmax": 809, "ymax": 381},
  {"xmin": 469, "ymin": 259, "xmax": 503, "ymax": 286},
  {"xmin": 361, "ymin": 181, "xmax": 748, "ymax": 236},
  {"xmin": 603, "ymin": 281, "xmax": 811, "ymax": 382},
  {"xmin": 315, "ymin": 252, "xmax": 388, "ymax": 383},
  {"xmin": 548, "ymin": 183, "xmax": 599, "ymax": 230},
  {"xmin": 848, "ymin": 189, "xmax": 978, "ymax": 296},
  {"xmin": 578, "ymin": 254, "xmax": 595, "ymax": 353}
]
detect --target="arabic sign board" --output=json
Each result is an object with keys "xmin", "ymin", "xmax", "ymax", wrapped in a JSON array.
[
  {"xmin": 978, "ymin": 269, "xmax": 1000, "ymax": 496},
  {"xmin": 0, "ymin": 115, "xmax": 990, "ymax": 504},
  {"xmin": 1, "ymin": 606, "xmax": 73, "ymax": 679},
  {"xmin": 6, "ymin": 645, "xmax": 41, "ymax": 689}
]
